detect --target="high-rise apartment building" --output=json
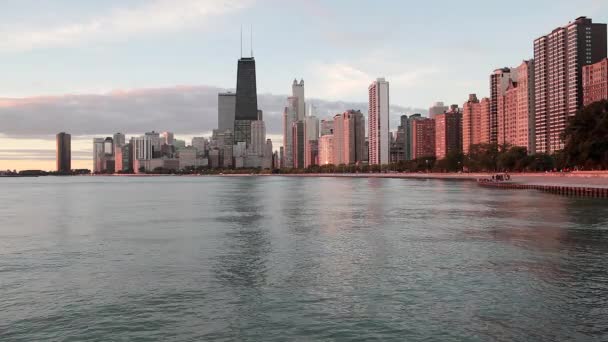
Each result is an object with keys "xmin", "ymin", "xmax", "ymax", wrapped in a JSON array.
[
  {"xmin": 534, "ymin": 16, "xmax": 607, "ymax": 153},
  {"xmin": 583, "ymin": 58, "xmax": 608, "ymax": 106},
  {"xmin": 479, "ymin": 98, "xmax": 491, "ymax": 145},
  {"xmin": 498, "ymin": 60, "xmax": 536, "ymax": 152},
  {"xmin": 333, "ymin": 110, "xmax": 366, "ymax": 165},
  {"xmin": 368, "ymin": 78, "xmax": 390, "ymax": 165},
  {"xmin": 218, "ymin": 92, "xmax": 237, "ymax": 132},
  {"xmin": 462, "ymin": 94, "xmax": 481, "ymax": 154},
  {"xmin": 411, "ymin": 118, "xmax": 436, "ymax": 160},
  {"xmin": 319, "ymin": 135, "xmax": 335, "ymax": 165},
  {"xmin": 56, "ymin": 132, "xmax": 71, "ymax": 173},
  {"xmin": 435, "ymin": 109, "xmax": 462, "ymax": 160},
  {"xmin": 491, "ymin": 67, "xmax": 516, "ymax": 144},
  {"xmin": 429, "ymin": 102, "xmax": 448, "ymax": 119}
]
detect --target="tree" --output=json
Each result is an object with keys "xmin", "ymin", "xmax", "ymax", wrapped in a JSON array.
[{"xmin": 563, "ymin": 100, "xmax": 608, "ymax": 169}]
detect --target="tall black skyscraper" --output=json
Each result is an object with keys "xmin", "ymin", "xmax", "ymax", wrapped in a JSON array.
[
  {"xmin": 234, "ymin": 57, "xmax": 258, "ymax": 144},
  {"xmin": 56, "ymin": 132, "xmax": 71, "ymax": 173}
]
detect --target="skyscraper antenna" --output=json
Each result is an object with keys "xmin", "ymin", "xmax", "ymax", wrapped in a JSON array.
[
  {"xmin": 250, "ymin": 24, "xmax": 253, "ymax": 57},
  {"xmin": 240, "ymin": 25, "xmax": 243, "ymax": 58}
]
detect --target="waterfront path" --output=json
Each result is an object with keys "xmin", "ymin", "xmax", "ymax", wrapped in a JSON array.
[{"xmin": 269, "ymin": 172, "xmax": 608, "ymax": 189}]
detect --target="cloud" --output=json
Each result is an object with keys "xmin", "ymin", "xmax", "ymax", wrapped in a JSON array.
[
  {"xmin": 309, "ymin": 61, "xmax": 440, "ymax": 101},
  {"xmin": 0, "ymin": 86, "xmax": 426, "ymax": 140},
  {"xmin": 0, "ymin": 0, "xmax": 253, "ymax": 52},
  {"xmin": 0, "ymin": 149, "xmax": 90, "ymax": 161}
]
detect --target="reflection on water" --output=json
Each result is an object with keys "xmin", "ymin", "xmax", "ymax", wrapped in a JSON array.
[{"xmin": 0, "ymin": 176, "xmax": 607, "ymax": 341}]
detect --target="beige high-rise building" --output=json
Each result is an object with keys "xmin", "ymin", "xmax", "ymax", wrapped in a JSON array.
[
  {"xmin": 319, "ymin": 135, "xmax": 335, "ymax": 165},
  {"xmin": 462, "ymin": 94, "xmax": 481, "ymax": 154},
  {"xmin": 332, "ymin": 110, "xmax": 365, "ymax": 165}
]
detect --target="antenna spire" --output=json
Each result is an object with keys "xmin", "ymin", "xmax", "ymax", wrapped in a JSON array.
[
  {"xmin": 250, "ymin": 24, "xmax": 253, "ymax": 57},
  {"xmin": 240, "ymin": 25, "xmax": 243, "ymax": 58}
]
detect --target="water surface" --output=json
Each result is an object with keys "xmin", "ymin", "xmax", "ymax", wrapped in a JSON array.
[{"xmin": 1, "ymin": 176, "xmax": 608, "ymax": 341}]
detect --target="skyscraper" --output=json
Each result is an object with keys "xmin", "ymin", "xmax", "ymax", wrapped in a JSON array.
[
  {"xmin": 292, "ymin": 79, "xmax": 306, "ymax": 120},
  {"xmin": 93, "ymin": 138, "xmax": 106, "ymax": 173},
  {"xmin": 534, "ymin": 16, "xmax": 607, "ymax": 153},
  {"xmin": 368, "ymin": 78, "xmax": 390, "ymax": 165},
  {"xmin": 435, "ymin": 110, "xmax": 462, "ymax": 160},
  {"xmin": 319, "ymin": 135, "xmax": 335, "ymax": 165},
  {"xmin": 304, "ymin": 115, "xmax": 319, "ymax": 168},
  {"xmin": 411, "ymin": 118, "xmax": 436, "ymax": 160},
  {"xmin": 56, "ymin": 132, "xmax": 71, "ymax": 173},
  {"xmin": 292, "ymin": 121, "xmax": 305, "ymax": 169},
  {"xmin": 462, "ymin": 94, "xmax": 481, "ymax": 154},
  {"xmin": 218, "ymin": 92, "xmax": 237, "ymax": 132},
  {"xmin": 491, "ymin": 67, "xmax": 516, "ymax": 144},
  {"xmin": 498, "ymin": 60, "xmax": 536, "ymax": 152},
  {"xmin": 333, "ymin": 110, "xmax": 366, "ymax": 165},
  {"xmin": 282, "ymin": 96, "xmax": 298, "ymax": 168},
  {"xmin": 234, "ymin": 57, "xmax": 258, "ymax": 145}
]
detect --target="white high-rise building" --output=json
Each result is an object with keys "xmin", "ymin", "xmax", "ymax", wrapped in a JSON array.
[
  {"xmin": 133, "ymin": 135, "xmax": 154, "ymax": 161},
  {"xmin": 368, "ymin": 78, "xmax": 390, "ymax": 165}
]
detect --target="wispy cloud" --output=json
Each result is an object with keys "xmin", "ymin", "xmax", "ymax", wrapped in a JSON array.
[
  {"xmin": 0, "ymin": 0, "xmax": 253, "ymax": 52},
  {"xmin": 310, "ymin": 62, "xmax": 440, "ymax": 100}
]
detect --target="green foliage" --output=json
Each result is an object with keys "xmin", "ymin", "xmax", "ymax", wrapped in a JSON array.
[{"xmin": 562, "ymin": 100, "xmax": 608, "ymax": 170}]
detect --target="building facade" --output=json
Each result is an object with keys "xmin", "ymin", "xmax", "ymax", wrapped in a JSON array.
[
  {"xmin": 534, "ymin": 16, "xmax": 607, "ymax": 153},
  {"xmin": 368, "ymin": 78, "xmax": 390, "ymax": 165},
  {"xmin": 333, "ymin": 110, "xmax": 366, "ymax": 165},
  {"xmin": 583, "ymin": 58, "xmax": 608, "ymax": 106},
  {"xmin": 56, "ymin": 132, "xmax": 71, "ymax": 173},
  {"xmin": 218, "ymin": 92, "xmax": 237, "ymax": 132},
  {"xmin": 411, "ymin": 118, "xmax": 436, "ymax": 160},
  {"xmin": 435, "ymin": 110, "xmax": 462, "ymax": 160},
  {"xmin": 319, "ymin": 135, "xmax": 335, "ymax": 165},
  {"xmin": 462, "ymin": 94, "xmax": 481, "ymax": 154}
]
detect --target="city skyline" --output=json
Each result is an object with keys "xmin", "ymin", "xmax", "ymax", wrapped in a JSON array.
[{"xmin": 1, "ymin": 1, "xmax": 608, "ymax": 170}]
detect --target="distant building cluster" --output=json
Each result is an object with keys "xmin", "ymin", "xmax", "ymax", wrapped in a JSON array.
[
  {"xmin": 86, "ymin": 54, "xmax": 276, "ymax": 174},
  {"xmin": 54, "ymin": 17, "xmax": 608, "ymax": 173}
]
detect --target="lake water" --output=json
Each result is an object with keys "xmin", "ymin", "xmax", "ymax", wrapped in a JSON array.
[{"xmin": 1, "ymin": 176, "xmax": 608, "ymax": 341}]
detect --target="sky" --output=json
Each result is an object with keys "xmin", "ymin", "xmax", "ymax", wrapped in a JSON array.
[{"xmin": 0, "ymin": 0, "xmax": 607, "ymax": 170}]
